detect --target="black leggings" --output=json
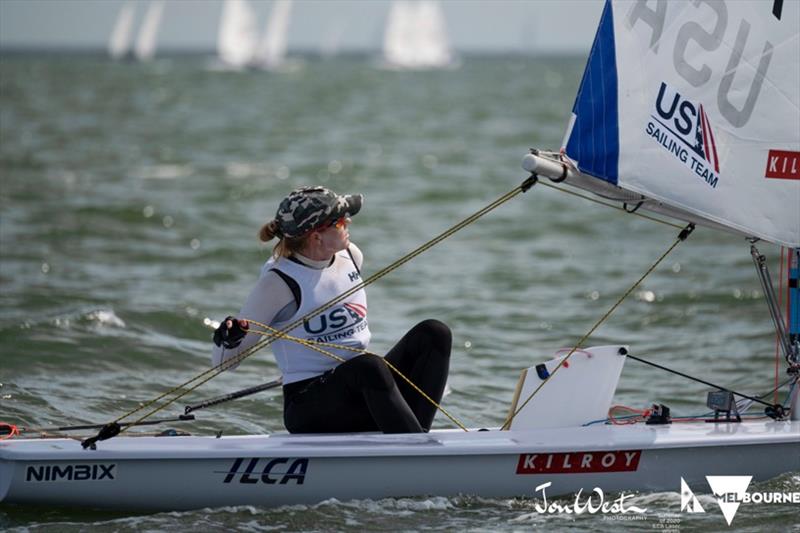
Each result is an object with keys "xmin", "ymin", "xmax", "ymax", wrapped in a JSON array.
[{"xmin": 282, "ymin": 319, "xmax": 451, "ymax": 434}]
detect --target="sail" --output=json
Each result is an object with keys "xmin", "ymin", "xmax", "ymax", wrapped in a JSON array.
[
  {"xmin": 382, "ymin": 1, "xmax": 454, "ymax": 69},
  {"xmin": 108, "ymin": 2, "xmax": 135, "ymax": 60},
  {"xmin": 255, "ymin": 0, "xmax": 293, "ymax": 69},
  {"xmin": 563, "ymin": 0, "xmax": 799, "ymax": 248},
  {"xmin": 415, "ymin": 1, "xmax": 453, "ymax": 67},
  {"xmin": 134, "ymin": 1, "xmax": 164, "ymax": 62},
  {"xmin": 383, "ymin": 1, "xmax": 414, "ymax": 67},
  {"xmin": 217, "ymin": 0, "xmax": 258, "ymax": 68}
]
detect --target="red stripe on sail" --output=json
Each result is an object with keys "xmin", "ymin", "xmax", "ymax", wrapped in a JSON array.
[
  {"xmin": 704, "ymin": 107, "xmax": 720, "ymax": 173},
  {"xmin": 700, "ymin": 104, "xmax": 711, "ymax": 165}
]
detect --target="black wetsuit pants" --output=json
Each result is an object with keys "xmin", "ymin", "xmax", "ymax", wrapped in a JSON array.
[{"xmin": 282, "ymin": 319, "xmax": 451, "ymax": 434}]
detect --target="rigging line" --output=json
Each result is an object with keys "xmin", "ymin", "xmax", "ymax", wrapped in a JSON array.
[
  {"xmin": 623, "ymin": 352, "xmax": 780, "ymax": 408},
  {"xmin": 243, "ymin": 320, "xmax": 470, "ymax": 432},
  {"xmin": 109, "ymin": 178, "xmax": 534, "ymax": 435},
  {"xmin": 537, "ymin": 181, "xmax": 684, "ymax": 229},
  {"xmin": 501, "ymin": 223, "xmax": 695, "ymax": 430}
]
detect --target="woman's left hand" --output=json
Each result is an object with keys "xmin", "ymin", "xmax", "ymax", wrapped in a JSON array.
[{"xmin": 213, "ymin": 316, "xmax": 249, "ymax": 349}]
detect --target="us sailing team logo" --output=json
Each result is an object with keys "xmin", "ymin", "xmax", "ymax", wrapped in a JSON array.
[
  {"xmin": 303, "ymin": 302, "xmax": 368, "ymax": 343},
  {"xmin": 646, "ymin": 82, "xmax": 720, "ymax": 189}
]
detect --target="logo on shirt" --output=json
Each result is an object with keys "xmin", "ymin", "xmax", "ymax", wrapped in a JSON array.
[{"xmin": 303, "ymin": 302, "xmax": 368, "ymax": 342}]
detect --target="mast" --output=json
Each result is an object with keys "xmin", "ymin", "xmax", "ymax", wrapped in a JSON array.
[{"xmin": 789, "ymin": 249, "xmax": 800, "ymax": 362}]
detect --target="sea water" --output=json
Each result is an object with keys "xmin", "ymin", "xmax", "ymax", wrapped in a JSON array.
[{"xmin": 1, "ymin": 53, "xmax": 797, "ymax": 531}]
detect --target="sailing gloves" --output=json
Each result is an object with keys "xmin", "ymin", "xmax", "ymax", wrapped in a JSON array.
[{"xmin": 213, "ymin": 316, "xmax": 249, "ymax": 349}]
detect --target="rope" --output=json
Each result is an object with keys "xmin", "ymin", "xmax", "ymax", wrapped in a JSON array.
[
  {"xmin": 607, "ymin": 405, "xmax": 652, "ymax": 425},
  {"xmin": 501, "ymin": 223, "xmax": 695, "ymax": 430},
  {"xmin": 0, "ymin": 423, "xmax": 20, "ymax": 440},
  {"xmin": 106, "ymin": 177, "xmax": 535, "ymax": 436},
  {"xmin": 244, "ymin": 319, "xmax": 469, "ymax": 431}
]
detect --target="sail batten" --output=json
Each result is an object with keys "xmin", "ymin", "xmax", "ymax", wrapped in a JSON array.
[{"xmin": 561, "ymin": 0, "xmax": 799, "ymax": 248}]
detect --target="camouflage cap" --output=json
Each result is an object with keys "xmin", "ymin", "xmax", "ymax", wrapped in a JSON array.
[{"xmin": 274, "ymin": 186, "xmax": 363, "ymax": 238}]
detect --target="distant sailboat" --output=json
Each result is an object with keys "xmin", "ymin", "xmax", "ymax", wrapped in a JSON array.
[
  {"xmin": 381, "ymin": 0, "xmax": 457, "ymax": 70},
  {"xmin": 217, "ymin": 0, "xmax": 259, "ymax": 69},
  {"xmin": 215, "ymin": 0, "xmax": 301, "ymax": 72},
  {"xmin": 415, "ymin": 1, "xmax": 453, "ymax": 67},
  {"xmin": 254, "ymin": 0, "xmax": 293, "ymax": 69},
  {"xmin": 108, "ymin": 2, "xmax": 136, "ymax": 60},
  {"xmin": 382, "ymin": 1, "xmax": 415, "ymax": 67},
  {"xmin": 134, "ymin": 1, "xmax": 165, "ymax": 62}
]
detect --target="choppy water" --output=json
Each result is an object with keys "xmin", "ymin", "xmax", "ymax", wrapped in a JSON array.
[{"xmin": 0, "ymin": 53, "xmax": 797, "ymax": 531}]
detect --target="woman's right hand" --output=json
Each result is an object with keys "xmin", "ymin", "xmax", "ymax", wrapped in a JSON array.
[{"xmin": 213, "ymin": 316, "xmax": 249, "ymax": 349}]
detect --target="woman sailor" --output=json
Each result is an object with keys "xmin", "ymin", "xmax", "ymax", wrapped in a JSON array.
[{"xmin": 212, "ymin": 186, "xmax": 451, "ymax": 434}]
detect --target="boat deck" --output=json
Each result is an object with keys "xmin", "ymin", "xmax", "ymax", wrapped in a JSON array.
[{"xmin": 2, "ymin": 419, "xmax": 798, "ymax": 461}]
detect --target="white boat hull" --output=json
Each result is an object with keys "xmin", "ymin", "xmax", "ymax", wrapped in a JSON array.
[{"xmin": 2, "ymin": 420, "xmax": 798, "ymax": 511}]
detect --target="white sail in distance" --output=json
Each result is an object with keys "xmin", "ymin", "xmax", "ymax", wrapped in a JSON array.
[
  {"xmin": 134, "ymin": 1, "xmax": 165, "ymax": 62},
  {"xmin": 254, "ymin": 0, "xmax": 293, "ymax": 69},
  {"xmin": 383, "ymin": 1, "xmax": 414, "ymax": 67},
  {"xmin": 108, "ymin": 2, "xmax": 136, "ymax": 60},
  {"xmin": 560, "ymin": 0, "xmax": 799, "ymax": 247},
  {"xmin": 415, "ymin": 1, "xmax": 452, "ymax": 68},
  {"xmin": 217, "ymin": 0, "xmax": 259, "ymax": 68},
  {"xmin": 382, "ymin": 0, "xmax": 455, "ymax": 70}
]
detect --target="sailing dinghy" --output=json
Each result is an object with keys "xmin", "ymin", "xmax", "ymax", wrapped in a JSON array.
[
  {"xmin": 380, "ymin": 1, "xmax": 457, "ymax": 70},
  {"xmin": 216, "ymin": 0, "xmax": 259, "ymax": 70},
  {"xmin": 2, "ymin": 0, "xmax": 798, "ymax": 511},
  {"xmin": 252, "ymin": 0, "xmax": 302, "ymax": 72},
  {"xmin": 108, "ymin": 1, "xmax": 164, "ymax": 63},
  {"xmin": 107, "ymin": 2, "xmax": 136, "ymax": 61}
]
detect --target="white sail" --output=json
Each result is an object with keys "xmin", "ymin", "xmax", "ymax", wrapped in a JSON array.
[
  {"xmin": 108, "ymin": 2, "xmax": 136, "ymax": 60},
  {"xmin": 560, "ymin": 0, "xmax": 799, "ymax": 247},
  {"xmin": 415, "ymin": 1, "xmax": 452, "ymax": 68},
  {"xmin": 254, "ymin": 0, "xmax": 293, "ymax": 69},
  {"xmin": 382, "ymin": 0, "xmax": 455, "ymax": 70},
  {"xmin": 134, "ymin": 1, "xmax": 164, "ymax": 62},
  {"xmin": 217, "ymin": 0, "xmax": 259, "ymax": 68},
  {"xmin": 383, "ymin": 1, "xmax": 414, "ymax": 67}
]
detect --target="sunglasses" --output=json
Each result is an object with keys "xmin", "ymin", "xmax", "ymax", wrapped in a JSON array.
[{"xmin": 327, "ymin": 216, "xmax": 351, "ymax": 230}]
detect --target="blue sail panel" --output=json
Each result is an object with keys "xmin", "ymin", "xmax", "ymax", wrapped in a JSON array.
[{"xmin": 565, "ymin": 0, "xmax": 619, "ymax": 185}]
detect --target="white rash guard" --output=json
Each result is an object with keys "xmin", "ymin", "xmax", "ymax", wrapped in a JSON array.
[{"xmin": 211, "ymin": 244, "xmax": 365, "ymax": 381}]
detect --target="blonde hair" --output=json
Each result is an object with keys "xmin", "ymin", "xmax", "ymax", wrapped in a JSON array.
[{"xmin": 258, "ymin": 219, "xmax": 308, "ymax": 259}]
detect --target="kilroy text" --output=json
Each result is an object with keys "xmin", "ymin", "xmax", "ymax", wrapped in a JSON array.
[{"xmin": 516, "ymin": 450, "xmax": 642, "ymax": 474}]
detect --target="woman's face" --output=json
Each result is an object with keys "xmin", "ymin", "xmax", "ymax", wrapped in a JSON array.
[{"xmin": 313, "ymin": 216, "xmax": 351, "ymax": 257}]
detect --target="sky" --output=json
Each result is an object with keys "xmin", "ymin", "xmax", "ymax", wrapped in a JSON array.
[{"xmin": 0, "ymin": 0, "xmax": 605, "ymax": 54}]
